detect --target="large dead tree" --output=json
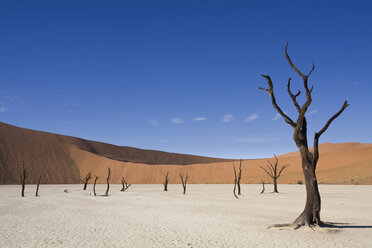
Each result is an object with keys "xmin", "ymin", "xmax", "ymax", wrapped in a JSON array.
[
  {"xmin": 104, "ymin": 168, "xmax": 111, "ymax": 196},
  {"xmin": 163, "ymin": 172, "xmax": 169, "ymax": 191},
  {"xmin": 260, "ymin": 155, "xmax": 287, "ymax": 193},
  {"xmin": 259, "ymin": 43, "xmax": 349, "ymax": 227},
  {"xmin": 121, "ymin": 176, "xmax": 131, "ymax": 192},
  {"xmin": 20, "ymin": 162, "xmax": 27, "ymax": 197},
  {"xmin": 179, "ymin": 173, "xmax": 189, "ymax": 195},
  {"xmin": 81, "ymin": 171, "xmax": 92, "ymax": 190},
  {"xmin": 93, "ymin": 175, "xmax": 99, "ymax": 196},
  {"xmin": 35, "ymin": 175, "xmax": 41, "ymax": 197}
]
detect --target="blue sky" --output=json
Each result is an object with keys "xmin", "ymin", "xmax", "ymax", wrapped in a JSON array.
[{"xmin": 0, "ymin": 0, "xmax": 371, "ymax": 159}]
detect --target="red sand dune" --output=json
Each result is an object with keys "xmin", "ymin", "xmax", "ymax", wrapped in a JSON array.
[{"xmin": 1, "ymin": 122, "xmax": 371, "ymax": 184}]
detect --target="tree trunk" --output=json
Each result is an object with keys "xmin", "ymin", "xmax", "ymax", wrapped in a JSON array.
[
  {"xmin": 293, "ymin": 156, "xmax": 321, "ymax": 227},
  {"xmin": 83, "ymin": 181, "xmax": 88, "ymax": 190},
  {"xmin": 164, "ymin": 183, "xmax": 168, "ymax": 191},
  {"xmin": 237, "ymin": 182, "xmax": 241, "ymax": 195},
  {"xmin": 273, "ymin": 178, "xmax": 278, "ymax": 193},
  {"xmin": 35, "ymin": 175, "xmax": 41, "ymax": 197}
]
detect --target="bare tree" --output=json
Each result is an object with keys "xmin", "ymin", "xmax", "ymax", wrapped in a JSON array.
[
  {"xmin": 80, "ymin": 171, "xmax": 92, "ymax": 190},
  {"xmin": 233, "ymin": 160, "xmax": 242, "ymax": 195},
  {"xmin": 121, "ymin": 176, "xmax": 131, "ymax": 192},
  {"xmin": 104, "ymin": 168, "xmax": 111, "ymax": 196},
  {"xmin": 179, "ymin": 173, "xmax": 189, "ymax": 195},
  {"xmin": 260, "ymin": 155, "xmax": 287, "ymax": 193},
  {"xmin": 93, "ymin": 175, "xmax": 99, "ymax": 196},
  {"xmin": 20, "ymin": 162, "xmax": 27, "ymax": 197},
  {"xmin": 260, "ymin": 180, "xmax": 265, "ymax": 194},
  {"xmin": 163, "ymin": 171, "xmax": 169, "ymax": 191},
  {"xmin": 35, "ymin": 175, "xmax": 41, "ymax": 197},
  {"xmin": 259, "ymin": 43, "xmax": 349, "ymax": 227}
]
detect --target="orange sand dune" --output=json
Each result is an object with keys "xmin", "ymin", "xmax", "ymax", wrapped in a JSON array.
[{"xmin": 1, "ymin": 122, "xmax": 371, "ymax": 184}]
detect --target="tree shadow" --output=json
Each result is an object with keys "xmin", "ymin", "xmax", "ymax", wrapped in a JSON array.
[{"xmin": 321, "ymin": 222, "xmax": 372, "ymax": 229}]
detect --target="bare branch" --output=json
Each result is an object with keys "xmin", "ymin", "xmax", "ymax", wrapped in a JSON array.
[
  {"xmin": 260, "ymin": 75, "xmax": 296, "ymax": 127},
  {"xmin": 260, "ymin": 166, "xmax": 273, "ymax": 178},
  {"xmin": 285, "ymin": 42, "xmax": 306, "ymax": 80},
  {"xmin": 313, "ymin": 101, "xmax": 350, "ymax": 162},
  {"xmin": 277, "ymin": 165, "xmax": 287, "ymax": 178},
  {"xmin": 287, "ymin": 78, "xmax": 301, "ymax": 113}
]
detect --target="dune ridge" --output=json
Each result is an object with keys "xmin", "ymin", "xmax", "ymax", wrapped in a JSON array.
[{"xmin": 1, "ymin": 122, "xmax": 371, "ymax": 184}]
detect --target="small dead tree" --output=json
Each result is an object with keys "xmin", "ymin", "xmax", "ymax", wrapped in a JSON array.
[
  {"xmin": 259, "ymin": 43, "xmax": 349, "ymax": 227},
  {"xmin": 260, "ymin": 155, "xmax": 287, "ymax": 193},
  {"xmin": 93, "ymin": 175, "xmax": 99, "ymax": 196},
  {"xmin": 260, "ymin": 180, "xmax": 265, "ymax": 194},
  {"xmin": 104, "ymin": 167, "xmax": 111, "ymax": 196},
  {"xmin": 179, "ymin": 173, "xmax": 189, "ymax": 195},
  {"xmin": 121, "ymin": 176, "xmax": 131, "ymax": 191},
  {"xmin": 20, "ymin": 162, "xmax": 27, "ymax": 197},
  {"xmin": 81, "ymin": 171, "xmax": 92, "ymax": 190},
  {"xmin": 163, "ymin": 171, "xmax": 169, "ymax": 191},
  {"xmin": 233, "ymin": 160, "xmax": 242, "ymax": 195},
  {"xmin": 35, "ymin": 175, "xmax": 41, "ymax": 197}
]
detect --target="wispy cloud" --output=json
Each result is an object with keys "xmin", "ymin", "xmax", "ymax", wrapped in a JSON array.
[
  {"xmin": 244, "ymin": 113, "xmax": 258, "ymax": 122},
  {"xmin": 273, "ymin": 112, "xmax": 288, "ymax": 121},
  {"xmin": 171, "ymin": 117, "xmax": 183, "ymax": 124},
  {"xmin": 222, "ymin": 114, "xmax": 234, "ymax": 123},
  {"xmin": 61, "ymin": 103, "xmax": 82, "ymax": 108},
  {"xmin": 194, "ymin": 117, "xmax": 207, "ymax": 121},
  {"xmin": 149, "ymin": 119, "xmax": 159, "ymax": 126},
  {"xmin": 234, "ymin": 137, "xmax": 276, "ymax": 143},
  {"xmin": 307, "ymin": 110, "xmax": 318, "ymax": 115},
  {"xmin": 0, "ymin": 107, "xmax": 6, "ymax": 112}
]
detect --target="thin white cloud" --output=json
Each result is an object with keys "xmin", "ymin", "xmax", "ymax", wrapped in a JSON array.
[
  {"xmin": 149, "ymin": 119, "xmax": 159, "ymax": 126},
  {"xmin": 170, "ymin": 117, "xmax": 183, "ymax": 124},
  {"xmin": 0, "ymin": 107, "xmax": 6, "ymax": 112},
  {"xmin": 222, "ymin": 114, "xmax": 234, "ymax": 123},
  {"xmin": 307, "ymin": 110, "xmax": 318, "ymax": 115},
  {"xmin": 244, "ymin": 113, "xmax": 258, "ymax": 122},
  {"xmin": 235, "ymin": 137, "xmax": 276, "ymax": 143},
  {"xmin": 273, "ymin": 111, "xmax": 288, "ymax": 121},
  {"xmin": 194, "ymin": 117, "xmax": 207, "ymax": 121}
]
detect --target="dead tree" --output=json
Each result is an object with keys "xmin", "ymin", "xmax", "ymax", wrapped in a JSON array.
[
  {"xmin": 233, "ymin": 160, "xmax": 242, "ymax": 195},
  {"xmin": 93, "ymin": 175, "xmax": 99, "ymax": 196},
  {"xmin": 121, "ymin": 176, "xmax": 131, "ymax": 191},
  {"xmin": 104, "ymin": 167, "xmax": 111, "ymax": 196},
  {"xmin": 179, "ymin": 173, "xmax": 189, "ymax": 195},
  {"xmin": 20, "ymin": 162, "xmax": 27, "ymax": 197},
  {"xmin": 35, "ymin": 175, "xmax": 41, "ymax": 197},
  {"xmin": 163, "ymin": 172, "xmax": 169, "ymax": 191},
  {"xmin": 259, "ymin": 43, "xmax": 349, "ymax": 227},
  {"xmin": 233, "ymin": 164, "xmax": 239, "ymax": 199},
  {"xmin": 260, "ymin": 180, "xmax": 265, "ymax": 194},
  {"xmin": 80, "ymin": 171, "xmax": 92, "ymax": 190},
  {"xmin": 260, "ymin": 155, "xmax": 287, "ymax": 193}
]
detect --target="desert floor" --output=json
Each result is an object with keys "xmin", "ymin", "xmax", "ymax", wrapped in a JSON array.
[{"xmin": 0, "ymin": 184, "xmax": 371, "ymax": 248}]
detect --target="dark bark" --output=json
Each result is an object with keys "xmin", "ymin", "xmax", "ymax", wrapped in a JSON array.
[
  {"xmin": 233, "ymin": 164, "xmax": 239, "ymax": 199},
  {"xmin": 260, "ymin": 43, "xmax": 349, "ymax": 227},
  {"xmin": 260, "ymin": 180, "xmax": 265, "ymax": 194},
  {"xmin": 163, "ymin": 172, "xmax": 169, "ymax": 191},
  {"xmin": 179, "ymin": 173, "xmax": 189, "ymax": 195},
  {"xmin": 35, "ymin": 175, "xmax": 41, "ymax": 197},
  {"xmin": 81, "ymin": 172, "xmax": 92, "ymax": 190},
  {"xmin": 121, "ymin": 176, "xmax": 131, "ymax": 192},
  {"xmin": 104, "ymin": 168, "xmax": 111, "ymax": 196},
  {"xmin": 260, "ymin": 155, "xmax": 287, "ymax": 193},
  {"xmin": 93, "ymin": 175, "xmax": 99, "ymax": 196},
  {"xmin": 20, "ymin": 162, "xmax": 27, "ymax": 197}
]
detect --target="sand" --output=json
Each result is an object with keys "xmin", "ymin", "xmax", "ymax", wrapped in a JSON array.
[{"xmin": 1, "ymin": 184, "xmax": 371, "ymax": 247}]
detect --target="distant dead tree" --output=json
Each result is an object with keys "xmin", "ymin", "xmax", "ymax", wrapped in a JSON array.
[
  {"xmin": 104, "ymin": 168, "xmax": 111, "ymax": 196},
  {"xmin": 233, "ymin": 160, "xmax": 242, "ymax": 196},
  {"xmin": 93, "ymin": 175, "xmax": 99, "ymax": 196},
  {"xmin": 260, "ymin": 155, "xmax": 287, "ymax": 193},
  {"xmin": 81, "ymin": 171, "xmax": 92, "ymax": 190},
  {"xmin": 163, "ymin": 171, "xmax": 169, "ymax": 191},
  {"xmin": 259, "ymin": 43, "xmax": 349, "ymax": 227},
  {"xmin": 179, "ymin": 173, "xmax": 189, "ymax": 195},
  {"xmin": 35, "ymin": 175, "xmax": 41, "ymax": 197},
  {"xmin": 121, "ymin": 176, "xmax": 131, "ymax": 192},
  {"xmin": 260, "ymin": 180, "xmax": 265, "ymax": 194},
  {"xmin": 20, "ymin": 162, "xmax": 27, "ymax": 197}
]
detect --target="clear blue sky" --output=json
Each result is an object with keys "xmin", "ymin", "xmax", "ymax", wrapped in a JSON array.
[{"xmin": 0, "ymin": 0, "xmax": 371, "ymax": 159}]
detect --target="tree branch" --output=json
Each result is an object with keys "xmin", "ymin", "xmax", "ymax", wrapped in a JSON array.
[
  {"xmin": 260, "ymin": 75, "xmax": 296, "ymax": 127},
  {"xmin": 313, "ymin": 101, "xmax": 350, "ymax": 163},
  {"xmin": 287, "ymin": 78, "xmax": 301, "ymax": 113}
]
